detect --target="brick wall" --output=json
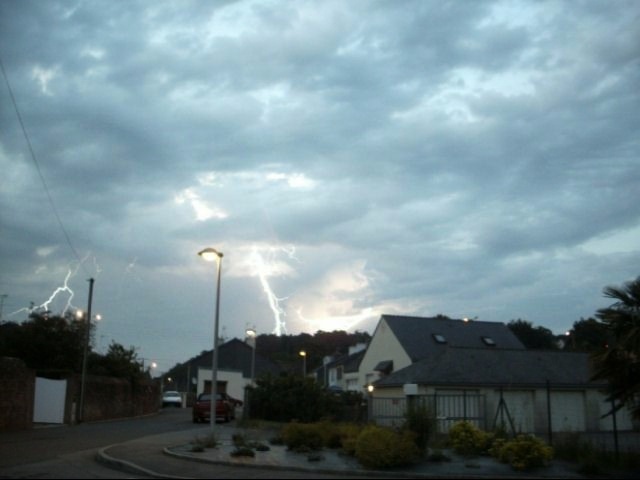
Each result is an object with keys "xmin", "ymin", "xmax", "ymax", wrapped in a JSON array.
[
  {"xmin": 1, "ymin": 356, "xmax": 161, "ymax": 430},
  {"xmin": 0, "ymin": 357, "xmax": 35, "ymax": 430}
]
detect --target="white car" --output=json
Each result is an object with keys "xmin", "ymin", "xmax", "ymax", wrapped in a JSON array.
[{"xmin": 162, "ymin": 390, "xmax": 182, "ymax": 408}]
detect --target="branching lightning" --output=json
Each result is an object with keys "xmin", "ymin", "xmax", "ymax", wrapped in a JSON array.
[
  {"xmin": 39, "ymin": 267, "xmax": 77, "ymax": 314},
  {"xmin": 9, "ymin": 254, "xmax": 94, "ymax": 318}
]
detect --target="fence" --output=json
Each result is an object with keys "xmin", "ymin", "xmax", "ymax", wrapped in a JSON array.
[
  {"xmin": 369, "ymin": 393, "xmax": 640, "ymax": 455},
  {"xmin": 370, "ymin": 393, "xmax": 486, "ymax": 433}
]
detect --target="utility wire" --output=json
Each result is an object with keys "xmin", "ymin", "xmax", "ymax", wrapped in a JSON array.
[{"xmin": 0, "ymin": 56, "xmax": 89, "ymax": 276}]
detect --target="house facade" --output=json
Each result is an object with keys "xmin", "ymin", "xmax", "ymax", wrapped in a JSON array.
[
  {"xmin": 360, "ymin": 315, "xmax": 636, "ymax": 434},
  {"xmin": 194, "ymin": 338, "xmax": 283, "ymax": 402},
  {"xmin": 320, "ymin": 343, "xmax": 367, "ymax": 392},
  {"xmin": 358, "ymin": 314, "xmax": 525, "ymax": 391}
]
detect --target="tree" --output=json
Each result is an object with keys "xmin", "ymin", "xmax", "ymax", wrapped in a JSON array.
[
  {"xmin": 90, "ymin": 342, "xmax": 145, "ymax": 381},
  {"xmin": 565, "ymin": 317, "xmax": 609, "ymax": 352},
  {"xmin": 0, "ymin": 311, "xmax": 146, "ymax": 382},
  {"xmin": 590, "ymin": 276, "xmax": 640, "ymax": 420},
  {"xmin": 0, "ymin": 311, "xmax": 86, "ymax": 373},
  {"xmin": 507, "ymin": 319, "xmax": 559, "ymax": 350}
]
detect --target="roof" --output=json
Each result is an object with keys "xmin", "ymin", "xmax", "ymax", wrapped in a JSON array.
[
  {"xmin": 323, "ymin": 348, "xmax": 366, "ymax": 374},
  {"xmin": 374, "ymin": 347, "xmax": 605, "ymax": 389},
  {"xmin": 373, "ymin": 360, "xmax": 393, "ymax": 375},
  {"xmin": 382, "ymin": 314, "xmax": 525, "ymax": 361},
  {"xmin": 192, "ymin": 338, "xmax": 283, "ymax": 377},
  {"xmin": 343, "ymin": 349, "xmax": 366, "ymax": 373}
]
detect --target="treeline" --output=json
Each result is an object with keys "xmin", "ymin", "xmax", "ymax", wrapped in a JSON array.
[
  {"xmin": 0, "ymin": 311, "xmax": 147, "ymax": 381},
  {"xmin": 507, "ymin": 317, "xmax": 609, "ymax": 352},
  {"xmin": 254, "ymin": 329, "xmax": 372, "ymax": 373}
]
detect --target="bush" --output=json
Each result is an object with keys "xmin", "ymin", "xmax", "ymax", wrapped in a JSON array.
[
  {"xmin": 339, "ymin": 423, "xmax": 364, "ymax": 456},
  {"xmin": 491, "ymin": 434, "xmax": 553, "ymax": 471},
  {"xmin": 248, "ymin": 374, "xmax": 339, "ymax": 422},
  {"xmin": 191, "ymin": 432, "xmax": 218, "ymax": 449},
  {"xmin": 354, "ymin": 425, "xmax": 420, "ymax": 469},
  {"xmin": 448, "ymin": 421, "xmax": 492, "ymax": 456},
  {"xmin": 402, "ymin": 400, "xmax": 435, "ymax": 453},
  {"xmin": 281, "ymin": 422, "xmax": 324, "ymax": 451},
  {"xmin": 315, "ymin": 420, "xmax": 343, "ymax": 448}
]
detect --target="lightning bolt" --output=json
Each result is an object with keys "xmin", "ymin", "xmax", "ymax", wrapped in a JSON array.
[
  {"xmin": 9, "ymin": 254, "xmax": 92, "ymax": 318},
  {"xmin": 39, "ymin": 268, "xmax": 77, "ymax": 314},
  {"xmin": 249, "ymin": 246, "xmax": 291, "ymax": 336}
]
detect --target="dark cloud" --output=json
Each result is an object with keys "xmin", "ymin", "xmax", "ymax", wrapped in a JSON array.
[{"xmin": 1, "ymin": 0, "xmax": 638, "ymax": 372}]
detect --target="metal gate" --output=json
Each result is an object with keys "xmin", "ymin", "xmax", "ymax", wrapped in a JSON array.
[{"xmin": 370, "ymin": 393, "xmax": 486, "ymax": 432}]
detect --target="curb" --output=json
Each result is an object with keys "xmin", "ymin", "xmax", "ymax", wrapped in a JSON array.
[{"xmin": 96, "ymin": 444, "xmax": 190, "ymax": 479}]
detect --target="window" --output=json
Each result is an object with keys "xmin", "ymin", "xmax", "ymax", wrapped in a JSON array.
[
  {"xmin": 432, "ymin": 333, "xmax": 447, "ymax": 344},
  {"xmin": 481, "ymin": 336, "xmax": 496, "ymax": 346}
]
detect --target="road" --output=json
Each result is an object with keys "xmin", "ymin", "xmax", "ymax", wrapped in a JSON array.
[
  {"xmin": 0, "ymin": 407, "xmax": 188, "ymax": 479},
  {"xmin": 0, "ymin": 408, "xmax": 364, "ymax": 479}
]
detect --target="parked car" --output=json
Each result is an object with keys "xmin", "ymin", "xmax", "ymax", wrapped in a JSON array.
[
  {"xmin": 162, "ymin": 390, "xmax": 183, "ymax": 408},
  {"xmin": 192, "ymin": 392, "xmax": 242, "ymax": 423}
]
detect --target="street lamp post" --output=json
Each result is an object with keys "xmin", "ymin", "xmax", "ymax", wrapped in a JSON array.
[
  {"xmin": 198, "ymin": 247, "xmax": 223, "ymax": 435},
  {"xmin": 299, "ymin": 350, "xmax": 307, "ymax": 377},
  {"xmin": 245, "ymin": 327, "xmax": 257, "ymax": 385}
]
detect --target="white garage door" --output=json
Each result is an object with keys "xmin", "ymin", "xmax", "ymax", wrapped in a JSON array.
[
  {"xmin": 550, "ymin": 391, "xmax": 585, "ymax": 432},
  {"xmin": 500, "ymin": 390, "xmax": 535, "ymax": 433}
]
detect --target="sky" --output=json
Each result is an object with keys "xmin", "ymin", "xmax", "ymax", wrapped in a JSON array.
[{"xmin": 1, "ymin": 0, "xmax": 638, "ymax": 374}]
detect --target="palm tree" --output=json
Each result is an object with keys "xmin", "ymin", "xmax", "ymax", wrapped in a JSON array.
[{"xmin": 590, "ymin": 276, "xmax": 640, "ymax": 420}]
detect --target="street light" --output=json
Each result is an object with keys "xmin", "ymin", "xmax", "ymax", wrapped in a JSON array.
[
  {"xmin": 299, "ymin": 350, "xmax": 307, "ymax": 377},
  {"xmin": 245, "ymin": 327, "xmax": 257, "ymax": 385},
  {"xmin": 198, "ymin": 247, "xmax": 223, "ymax": 434}
]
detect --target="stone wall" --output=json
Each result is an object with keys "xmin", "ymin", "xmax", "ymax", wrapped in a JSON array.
[{"xmin": 76, "ymin": 374, "xmax": 160, "ymax": 422}]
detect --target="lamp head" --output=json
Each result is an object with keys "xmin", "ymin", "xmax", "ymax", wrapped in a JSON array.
[{"xmin": 198, "ymin": 247, "xmax": 223, "ymax": 262}]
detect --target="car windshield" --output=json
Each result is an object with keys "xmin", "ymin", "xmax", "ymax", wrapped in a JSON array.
[
  {"xmin": 163, "ymin": 391, "xmax": 180, "ymax": 397},
  {"xmin": 197, "ymin": 394, "xmax": 224, "ymax": 402}
]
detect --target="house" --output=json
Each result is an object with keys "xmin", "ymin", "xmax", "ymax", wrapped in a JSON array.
[
  {"xmin": 361, "ymin": 314, "xmax": 636, "ymax": 435},
  {"xmin": 358, "ymin": 314, "xmax": 525, "ymax": 390},
  {"xmin": 318, "ymin": 343, "xmax": 367, "ymax": 392},
  {"xmin": 194, "ymin": 338, "xmax": 283, "ymax": 402}
]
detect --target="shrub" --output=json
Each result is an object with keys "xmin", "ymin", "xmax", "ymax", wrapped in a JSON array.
[
  {"xmin": 354, "ymin": 425, "xmax": 420, "ymax": 469},
  {"xmin": 281, "ymin": 422, "xmax": 324, "ymax": 451},
  {"xmin": 402, "ymin": 400, "xmax": 435, "ymax": 453},
  {"xmin": 339, "ymin": 423, "xmax": 364, "ymax": 456},
  {"xmin": 232, "ymin": 433, "xmax": 246, "ymax": 447},
  {"xmin": 448, "ymin": 421, "xmax": 491, "ymax": 456},
  {"xmin": 316, "ymin": 420, "xmax": 343, "ymax": 448},
  {"xmin": 491, "ymin": 434, "xmax": 553, "ymax": 471},
  {"xmin": 191, "ymin": 432, "xmax": 218, "ymax": 449}
]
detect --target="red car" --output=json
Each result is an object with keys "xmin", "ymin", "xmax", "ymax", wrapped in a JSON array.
[{"xmin": 192, "ymin": 392, "xmax": 242, "ymax": 423}]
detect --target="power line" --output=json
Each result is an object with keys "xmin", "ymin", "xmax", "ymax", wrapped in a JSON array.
[{"xmin": 0, "ymin": 56, "xmax": 89, "ymax": 276}]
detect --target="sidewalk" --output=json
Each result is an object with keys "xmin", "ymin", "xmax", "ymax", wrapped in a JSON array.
[{"xmin": 96, "ymin": 423, "xmax": 588, "ymax": 479}]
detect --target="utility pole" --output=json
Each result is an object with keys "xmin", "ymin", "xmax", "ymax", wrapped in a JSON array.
[
  {"xmin": 0, "ymin": 294, "xmax": 7, "ymax": 322},
  {"xmin": 78, "ymin": 278, "xmax": 94, "ymax": 423}
]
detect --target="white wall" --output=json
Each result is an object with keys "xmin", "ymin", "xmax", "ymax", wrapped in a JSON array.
[
  {"xmin": 197, "ymin": 367, "xmax": 247, "ymax": 401},
  {"xmin": 358, "ymin": 317, "xmax": 411, "ymax": 393}
]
